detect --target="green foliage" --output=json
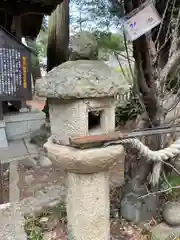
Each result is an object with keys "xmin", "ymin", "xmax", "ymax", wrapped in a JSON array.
[
  {"xmin": 115, "ymin": 89, "xmax": 143, "ymax": 125},
  {"xmin": 70, "ymin": 0, "xmax": 113, "ymax": 31},
  {"xmin": 70, "ymin": 0, "xmax": 124, "ymax": 32},
  {"xmin": 51, "ymin": 202, "xmax": 67, "ymax": 219},
  {"xmin": 42, "ymin": 101, "xmax": 49, "ymax": 118},
  {"xmin": 94, "ymin": 31, "xmax": 125, "ymax": 52},
  {"xmin": 108, "ymin": 0, "xmax": 124, "ymax": 19},
  {"xmin": 36, "ymin": 30, "xmax": 48, "ymax": 58},
  {"xmin": 25, "ymin": 217, "xmax": 43, "ymax": 240},
  {"xmin": 160, "ymin": 175, "xmax": 180, "ymax": 202},
  {"xmin": 25, "ymin": 28, "xmax": 48, "ymax": 69},
  {"xmin": 165, "ymin": 68, "xmax": 180, "ymax": 94},
  {"xmin": 25, "ymin": 39, "xmax": 39, "ymax": 69},
  {"xmin": 25, "ymin": 201, "xmax": 67, "ymax": 240}
]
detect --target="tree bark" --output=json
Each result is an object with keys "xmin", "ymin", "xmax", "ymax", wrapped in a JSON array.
[
  {"xmin": 43, "ymin": 0, "xmax": 69, "ymax": 117},
  {"xmin": 47, "ymin": 0, "xmax": 69, "ymax": 72},
  {"xmin": 120, "ymin": 0, "xmax": 162, "ymax": 223}
]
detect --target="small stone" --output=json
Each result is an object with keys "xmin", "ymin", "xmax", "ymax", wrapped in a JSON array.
[
  {"xmin": 19, "ymin": 107, "xmax": 30, "ymax": 113},
  {"xmin": 40, "ymin": 217, "xmax": 49, "ymax": 230},
  {"xmin": 40, "ymin": 217, "xmax": 49, "ymax": 223},
  {"xmin": 163, "ymin": 202, "xmax": 180, "ymax": 226},
  {"xmin": 25, "ymin": 174, "xmax": 35, "ymax": 185},
  {"xmin": 21, "ymin": 157, "xmax": 38, "ymax": 168},
  {"xmin": 120, "ymin": 183, "xmax": 157, "ymax": 223},
  {"xmin": 39, "ymin": 156, "xmax": 52, "ymax": 167},
  {"xmin": 69, "ymin": 31, "xmax": 98, "ymax": 60}
]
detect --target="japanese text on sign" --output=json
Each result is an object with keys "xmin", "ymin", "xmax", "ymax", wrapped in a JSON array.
[
  {"xmin": 22, "ymin": 56, "xmax": 27, "ymax": 89},
  {"xmin": 123, "ymin": 2, "xmax": 161, "ymax": 41},
  {"xmin": 0, "ymin": 48, "xmax": 27, "ymax": 96}
]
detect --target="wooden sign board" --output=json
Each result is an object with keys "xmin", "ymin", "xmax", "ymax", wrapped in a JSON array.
[
  {"xmin": 123, "ymin": 2, "xmax": 161, "ymax": 41},
  {"xmin": 0, "ymin": 26, "xmax": 32, "ymax": 101}
]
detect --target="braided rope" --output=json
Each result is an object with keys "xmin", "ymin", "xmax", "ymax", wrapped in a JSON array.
[{"xmin": 119, "ymin": 137, "xmax": 180, "ymax": 162}]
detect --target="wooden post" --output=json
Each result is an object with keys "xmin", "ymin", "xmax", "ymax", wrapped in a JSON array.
[{"xmin": 11, "ymin": 15, "xmax": 28, "ymax": 110}]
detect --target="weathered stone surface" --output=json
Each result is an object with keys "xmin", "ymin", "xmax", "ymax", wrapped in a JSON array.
[
  {"xmin": 4, "ymin": 111, "xmax": 45, "ymax": 141},
  {"xmin": 35, "ymin": 60, "xmax": 129, "ymax": 99},
  {"xmin": 39, "ymin": 155, "xmax": 52, "ymax": 167},
  {"xmin": 20, "ymin": 156, "xmax": 38, "ymax": 168},
  {"xmin": 69, "ymin": 31, "xmax": 98, "ymax": 60},
  {"xmin": 0, "ymin": 184, "xmax": 65, "ymax": 240},
  {"xmin": 25, "ymin": 174, "xmax": 35, "ymax": 185},
  {"xmin": 0, "ymin": 203, "xmax": 27, "ymax": 240},
  {"xmin": 67, "ymin": 171, "xmax": 110, "ymax": 240},
  {"xmin": 20, "ymin": 184, "xmax": 65, "ymax": 216},
  {"xmin": 49, "ymin": 98, "xmax": 116, "ymax": 145},
  {"xmin": 163, "ymin": 202, "xmax": 180, "ymax": 226},
  {"xmin": 120, "ymin": 182, "xmax": 158, "ymax": 223},
  {"xmin": 44, "ymin": 138, "xmax": 124, "ymax": 174},
  {"xmin": 150, "ymin": 222, "xmax": 180, "ymax": 240}
]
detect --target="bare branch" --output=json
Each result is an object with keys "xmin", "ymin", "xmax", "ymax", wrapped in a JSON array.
[
  {"xmin": 114, "ymin": 51, "xmax": 131, "ymax": 82},
  {"xmin": 160, "ymin": 50, "xmax": 180, "ymax": 86},
  {"xmin": 164, "ymin": 94, "xmax": 180, "ymax": 114},
  {"xmin": 117, "ymin": 53, "xmax": 135, "ymax": 63},
  {"xmin": 169, "ymin": 10, "xmax": 180, "ymax": 56},
  {"xmin": 162, "ymin": 159, "xmax": 180, "ymax": 176},
  {"xmin": 138, "ymin": 185, "xmax": 180, "ymax": 199},
  {"xmin": 123, "ymin": 31, "xmax": 134, "ymax": 79},
  {"xmin": 155, "ymin": 0, "xmax": 171, "ymax": 45},
  {"xmin": 162, "ymin": 171, "xmax": 172, "ymax": 188}
]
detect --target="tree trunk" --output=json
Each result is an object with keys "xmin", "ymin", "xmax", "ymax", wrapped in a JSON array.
[
  {"xmin": 43, "ymin": 0, "xmax": 69, "ymax": 117},
  {"xmin": 47, "ymin": 0, "xmax": 69, "ymax": 71},
  {"xmin": 121, "ymin": 0, "xmax": 162, "ymax": 223}
]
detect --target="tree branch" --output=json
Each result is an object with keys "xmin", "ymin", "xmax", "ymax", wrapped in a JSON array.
[
  {"xmin": 138, "ymin": 185, "xmax": 180, "ymax": 199},
  {"xmin": 160, "ymin": 49, "xmax": 180, "ymax": 86}
]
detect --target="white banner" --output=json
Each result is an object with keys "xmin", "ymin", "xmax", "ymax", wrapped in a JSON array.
[{"xmin": 123, "ymin": 2, "xmax": 161, "ymax": 41}]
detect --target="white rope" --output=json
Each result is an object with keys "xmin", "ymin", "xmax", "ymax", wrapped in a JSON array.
[{"xmin": 119, "ymin": 137, "xmax": 180, "ymax": 162}]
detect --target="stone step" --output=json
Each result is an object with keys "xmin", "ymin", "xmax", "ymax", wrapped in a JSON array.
[
  {"xmin": 0, "ymin": 204, "xmax": 27, "ymax": 240},
  {"xmin": 0, "ymin": 183, "xmax": 65, "ymax": 240},
  {"xmin": 0, "ymin": 139, "xmax": 39, "ymax": 163},
  {"xmin": 150, "ymin": 222, "xmax": 180, "ymax": 240}
]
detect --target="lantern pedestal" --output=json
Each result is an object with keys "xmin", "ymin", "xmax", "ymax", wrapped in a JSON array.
[{"xmin": 44, "ymin": 138, "xmax": 124, "ymax": 240}]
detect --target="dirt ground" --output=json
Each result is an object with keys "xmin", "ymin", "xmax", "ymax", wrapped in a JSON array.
[
  {"xmin": 24, "ymin": 187, "xmax": 151, "ymax": 240},
  {"xmin": 17, "ymin": 158, "xmax": 124, "ymax": 200}
]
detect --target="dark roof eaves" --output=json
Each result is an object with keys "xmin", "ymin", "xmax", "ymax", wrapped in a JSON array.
[{"xmin": 0, "ymin": 25, "xmax": 32, "ymax": 53}]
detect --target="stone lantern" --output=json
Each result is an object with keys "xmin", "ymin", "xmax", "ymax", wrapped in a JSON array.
[{"xmin": 35, "ymin": 32, "xmax": 129, "ymax": 240}]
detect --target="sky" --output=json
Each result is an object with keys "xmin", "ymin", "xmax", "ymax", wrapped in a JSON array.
[
  {"xmin": 44, "ymin": 3, "xmax": 123, "ymax": 35},
  {"xmin": 70, "ymin": 3, "xmax": 123, "ymax": 34}
]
